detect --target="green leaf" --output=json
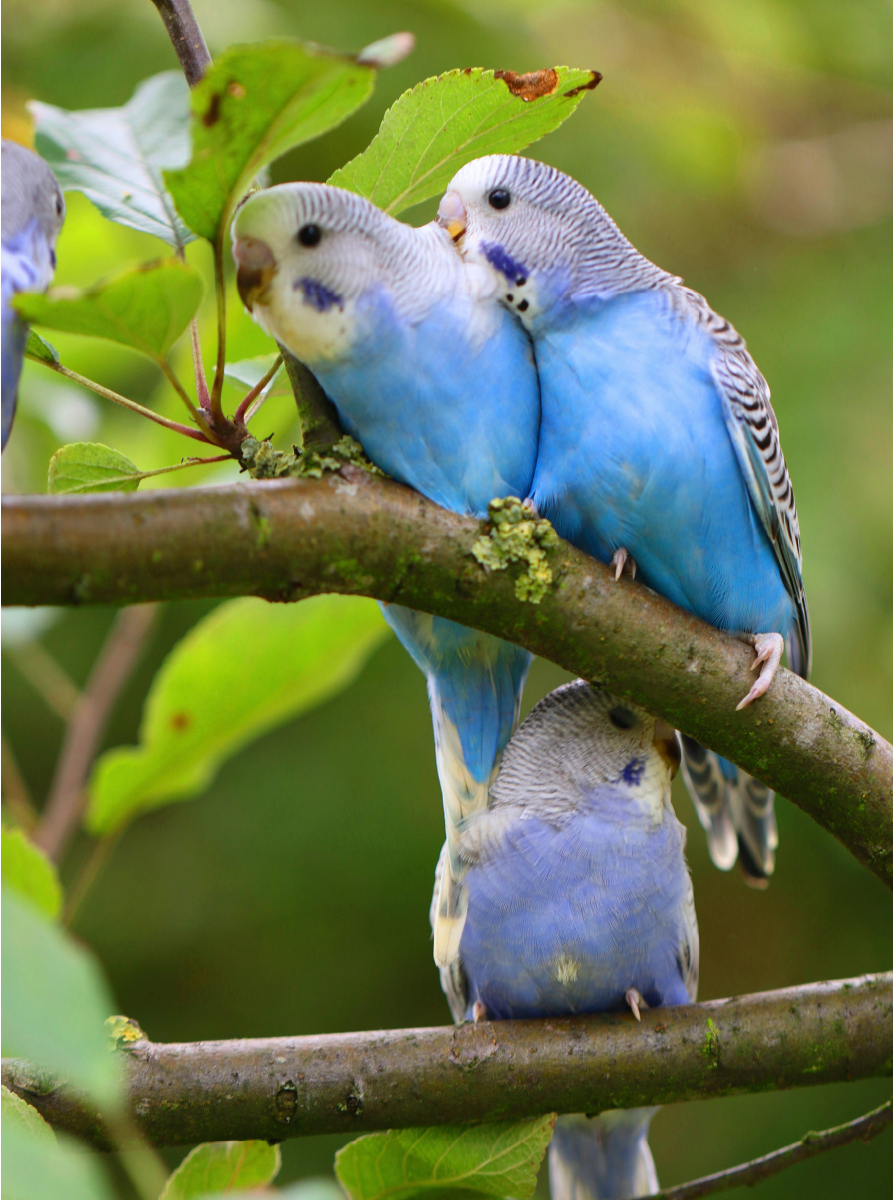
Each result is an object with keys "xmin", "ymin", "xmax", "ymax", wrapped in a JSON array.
[
  {"xmin": 329, "ymin": 66, "xmax": 600, "ymax": 215},
  {"xmin": 2, "ymin": 1116, "xmax": 116, "ymax": 1200},
  {"xmin": 161, "ymin": 1140, "xmax": 281, "ymax": 1199},
  {"xmin": 87, "ymin": 595, "xmax": 389, "ymax": 835},
  {"xmin": 31, "ymin": 72, "xmax": 194, "ymax": 250},
  {"xmin": 1, "ymin": 826, "xmax": 63, "ymax": 919},
  {"xmin": 1, "ymin": 884, "xmax": 120, "ymax": 1108},
  {"xmin": 224, "ymin": 354, "xmax": 290, "ymax": 397},
  {"xmin": 13, "ymin": 258, "xmax": 203, "ymax": 362},
  {"xmin": 165, "ymin": 41, "xmax": 376, "ymax": 242},
  {"xmin": 2, "ymin": 1084, "xmax": 56, "ymax": 1146},
  {"xmin": 48, "ymin": 442, "xmax": 143, "ymax": 495},
  {"xmin": 24, "ymin": 328, "xmax": 60, "ymax": 364},
  {"xmin": 335, "ymin": 1116, "xmax": 556, "ymax": 1200}
]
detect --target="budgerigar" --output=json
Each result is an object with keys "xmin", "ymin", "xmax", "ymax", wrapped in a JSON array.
[
  {"xmin": 2, "ymin": 140, "xmax": 65, "ymax": 449},
  {"xmin": 232, "ymin": 183, "xmax": 540, "ymax": 962},
  {"xmin": 433, "ymin": 680, "xmax": 698, "ymax": 1200},
  {"xmin": 439, "ymin": 156, "xmax": 812, "ymax": 881}
]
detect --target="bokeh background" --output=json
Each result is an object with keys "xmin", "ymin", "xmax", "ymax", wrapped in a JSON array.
[{"xmin": 2, "ymin": 0, "xmax": 892, "ymax": 1195}]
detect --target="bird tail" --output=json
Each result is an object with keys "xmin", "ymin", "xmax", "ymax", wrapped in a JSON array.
[
  {"xmin": 380, "ymin": 604, "xmax": 531, "ymax": 964},
  {"xmin": 680, "ymin": 736, "xmax": 777, "ymax": 884},
  {"xmin": 548, "ymin": 1111, "xmax": 659, "ymax": 1200}
]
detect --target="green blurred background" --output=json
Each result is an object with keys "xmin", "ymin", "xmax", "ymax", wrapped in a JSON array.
[{"xmin": 2, "ymin": 0, "xmax": 892, "ymax": 1195}]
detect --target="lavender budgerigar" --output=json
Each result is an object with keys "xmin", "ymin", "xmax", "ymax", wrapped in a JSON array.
[
  {"xmin": 2, "ymin": 140, "xmax": 65, "ymax": 449},
  {"xmin": 438, "ymin": 155, "xmax": 812, "ymax": 882},
  {"xmin": 231, "ymin": 183, "xmax": 540, "ymax": 964},
  {"xmin": 432, "ymin": 679, "xmax": 697, "ymax": 1199}
]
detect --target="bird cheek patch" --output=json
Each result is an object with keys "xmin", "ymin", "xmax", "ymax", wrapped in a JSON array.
[
  {"xmin": 482, "ymin": 242, "xmax": 528, "ymax": 289},
  {"xmin": 296, "ymin": 277, "xmax": 343, "ymax": 313}
]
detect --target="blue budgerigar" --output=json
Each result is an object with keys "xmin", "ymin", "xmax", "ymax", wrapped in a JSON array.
[
  {"xmin": 433, "ymin": 680, "xmax": 698, "ymax": 1199},
  {"xmin": 232, "ymin": 183, "xmax": 540, "ymax": 962},
  {"xmin": 1, "ymin": 140, "xmax": 65, "ymax": 449},
  {"xmin": 439, "ymin": 156, "xmax": 812, "ymax": 881}
]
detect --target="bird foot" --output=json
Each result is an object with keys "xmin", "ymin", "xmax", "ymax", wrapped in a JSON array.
[
  {"xmin": 736, "ymin": 632, "xmax": 785, "ymax": 711},
  {"xmin": 472, "ymin": 999, "xmax": 489, "ymax": 1023},
  {"xmin": 611, "ymin": 547, "xmax": 637, "ymax": 582},
  {"xmin": 625, "ymin": 988, "xmax": 649, "ymax": 1022}
]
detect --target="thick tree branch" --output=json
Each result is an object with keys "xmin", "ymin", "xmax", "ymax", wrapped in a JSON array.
[
  {"xmin": 2, "ymin": 975, "xmax": 890, "ymax": 1150},
  {"xmin": 651, "ymin": 1097, "xmax": 892, "ymax": 1200},
  {"xmin": 150, "ymin": 0, "xmax": 211, "ymax": 87},
  {"xmin": 3, "ymin": 474, "xmax": 892, "ymax": 888}
]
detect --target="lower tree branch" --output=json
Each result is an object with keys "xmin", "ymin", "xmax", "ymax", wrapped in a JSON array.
[
  {"xmin": 2, "ymin": 974, "xmax": 890, "ymax": 1150},
  {"xmin": 653, "ymin": 1096, "xmax": 892, "ymax": 1200},
  {"xmin": 3, "ymin": 473, "xmax": 892, "ymax": 889},
  {"xmin": 33, "ymin": 604, "xmax": 158, "ymax": 863}
]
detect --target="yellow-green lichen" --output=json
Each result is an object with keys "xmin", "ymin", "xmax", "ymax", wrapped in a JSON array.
[
  {"xmin": 472, "ymin": 497, "xmax": 560, "ymax": 603},
  {"xmin": 239, "ymin": 435, "xmax": 384, "ymax": 481},
  {"xmin": 105, "ymin": 1014, "xmax": 146, "ymax": 1049},
  {"xmin": 701, "ymin": 1017, "xmax": 720, "ymax": 1068}
]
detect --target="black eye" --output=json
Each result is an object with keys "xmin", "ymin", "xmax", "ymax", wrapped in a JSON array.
[
  {"xmin": 297, "ymin": 224, "xmax": 322, "ymax": 247},
  {"xmin": 608, "ymin": 706, "xmax": 637, "ymax": 730},
  {"xmin": 55, "ymin": 196, "xmax": 63, "ymax": 217},
  {"xmin": 488, "ymin": 188, "xmax": 511, "ymax": 210}
]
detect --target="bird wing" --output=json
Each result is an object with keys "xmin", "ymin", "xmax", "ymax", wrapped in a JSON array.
[{"xmin": 682, "ymin": 288, "xmax": 811, "ymax": 677}]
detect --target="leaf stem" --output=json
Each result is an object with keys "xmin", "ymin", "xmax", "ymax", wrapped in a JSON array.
[
  {"xmin": 4, "ymin": 640, "xmax": 81, "ymax": 721},
  {"xmin": 32, "ymin": 358, "xmax": 214, "ymax": 444},
  {"xmin": 650, "ymin": 1098, "xmax": 893, "ymax": 1200},
  {"xmin": 234, "ymin": 353, "xmax": 283, "ymax": 424},
  {"xmin": 1, "ymin": 735, "xmax": 40, "ymax": 832},
  {"xmin": 58, "ymin": 455, "xmax": 232, "ymax": 494},
  {"xmin": 63, "ymin": 830, "xmax": 122, "ymax": 927},
  {"xmin": 158, "ymin": 357, "xmax": 216, "ymax": 438},
  {"xmin": 210, "ymin": 235, "xmax": 227, "ymax": 420},
  {"xmin": 33, "ymin": 604, "xmax": 159, "ymax": 863},
  {"xmin": 190, "ymin": 317, "xmax": 211, "ymax": 410}
]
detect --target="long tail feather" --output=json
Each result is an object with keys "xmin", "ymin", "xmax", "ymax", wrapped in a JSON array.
[{"xmin": 548, "ymin": 1111, "xmax": 659, "ymax": 1200}]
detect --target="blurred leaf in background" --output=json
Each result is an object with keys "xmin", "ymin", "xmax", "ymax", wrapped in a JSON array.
[{"xmin": 160, "ymin": 1139, "xmax": 281, "ymax": 1198}]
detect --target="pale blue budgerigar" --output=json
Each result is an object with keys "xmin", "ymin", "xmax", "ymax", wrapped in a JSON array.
[
  {"xmin": 438, "ymin": 156, "xmax": 812, "ymax": 882},
  {"xmin": 231, "ymin": 183, "xmax": 540, "ymax": 962},
  {"xmin": 432, "ymin": 680, "xmax": 698, "ymax": 1199},
  {"xmin": 1, "ymin": 140, "xmax": 65, "ymax": 449}
]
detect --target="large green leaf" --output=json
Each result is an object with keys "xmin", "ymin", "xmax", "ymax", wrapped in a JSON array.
[
  {"xmin": 13, "ymin": 258, "xmax": 203, "ymax": 362},
  {"xmin": 165, "ymin": 41, "xmax": 376, "ymax": 242},
  {"xmin": 48, "ymin": 442, "xmax": 142, "ymax": 495},
  {"xmin": 161, "ymin": 1141, "xmax": 281, "ymax": 1199},
  {"xmin": 1, "ymin": 826, "xmax": 63, "ymax": 919},
  {"xmin": 1, "ymin": 885, "xmax": 120, "ymax": 1108},
  {"xmin": 329, "ymin": 67, "xmax": 600, "ymax": 215},
  {"xmin": 87, "ymin": 595, "xmax": 389, "ymax": 835},
  {"xmin": 31, "ymin": 72, "xmax": 194, "ymax": 250},
  {"xmin": 2, "ymin": 1084, "xmax": 56, "ymax": 1146},
  {"xmin": 2, "ymin": 1116, "xmax": 116, "ymax": 1200},
  {"xmin": 335, "ymin": 1116, "xmax": 556, "ymax": 1200}
]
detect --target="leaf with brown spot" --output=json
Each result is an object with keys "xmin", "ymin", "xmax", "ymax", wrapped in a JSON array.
[{"xmin": 494, "ymin": 68, "xmax": 559, "ymax": 101}]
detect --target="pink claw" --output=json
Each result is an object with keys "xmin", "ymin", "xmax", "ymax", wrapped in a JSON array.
[
  {"xmin": 736, "ymin": 632, "xmax": 785, "ymax": 710},
  {"xmin": 611, "ymin": 547, "xmax": 637, "ymax": 582}
]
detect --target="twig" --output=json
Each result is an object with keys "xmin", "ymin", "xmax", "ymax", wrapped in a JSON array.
[
  {"xmin": 3, "ymin": 974, "xmax": 890, "ymax": 1150},
  {"xmin": 280, "ymin": 349, "xmax": 343, "ymax": 448},
  {"xmin": 58, "ymin": 456, "xmax": 231, "ymax": 495},
  {"xmin": 234, "ymin": 354, "xmax": 283, "ymax": 424},
  {"xmin": 3, "ymin": 475, "xmax": 891, "ymax": 889},
  {"xmin": 157, "ymin": 358, "xmax": 216, "ymax": 439},
  {"xmin": 149, "ymin": 0, "xmax": 211, "ymax": 87},
  {"xmin": 63, "ymin": 829, "xmax": 122, "ymax": 927},
  {"xmin": 649, "ymin": 1098, "xmax": 893, "ymax": 1200},
  {"xmin": 33, "ymin": 359, "xmax": 214, "ymax": 445},
  {"xmin": 209, "ymin": 236, "xmax": 227, "ymax": 419},
  {"xmin": 1, "ymin": 736, "xmax": 39, "ymax": 831},
  {"xmin": 33, "ymin": 605, "xmax": 159, "ymax": 863},
  {"xmin": 190, "ymin": 318, "xmax": 211, "ymax": 411},
  {"xmin": 5, "ymin": 640, "xmax": 81, "ymax": 720}
]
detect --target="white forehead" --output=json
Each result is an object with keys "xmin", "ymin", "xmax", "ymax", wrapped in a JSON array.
[
  {"xmin": 232, "ymin": 183, "xmax": 395, "ymax": 252},
  {"xmin": 447, "ymin": 155, "xmax": 591, "ymax": 216}
]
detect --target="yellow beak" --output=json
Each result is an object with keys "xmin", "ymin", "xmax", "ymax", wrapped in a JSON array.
[{"xmin": 437, "ymin": 191, "xmax": 467, "ymax": 242}]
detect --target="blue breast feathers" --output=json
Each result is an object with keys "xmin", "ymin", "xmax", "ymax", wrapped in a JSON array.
[{"xmin": 531, "ymin": 289, "xmax": 795, "ymax": 640}]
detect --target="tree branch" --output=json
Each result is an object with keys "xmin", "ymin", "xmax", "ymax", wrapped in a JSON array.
[
  {"xmin": 33, "ymin": 604, "xmax": 159, "ymax": 863},
  {"xmin": 3, "ymin": 473, "xmax": 892, "ymax": 888},
  {"xmin": 651, "ymin": 1097, "xmax": 892, "ymax": 1200},
  {"xmin": 2, "ymin": 974, "xmax": 890, "ymax": 1150},
  {"xmin": 149, "ymin": 0, "xmax": 211, "ymax": 87},
  {"xmin": 280, "ymin": 349, "xmax": 345, "ymax": 448}
]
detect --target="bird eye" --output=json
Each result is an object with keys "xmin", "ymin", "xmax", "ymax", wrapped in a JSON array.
[
  {"xmin": 608, "ymin": 706, "xmax": 637, "ymax": 730},
  {"xmin": 55, "ymin": 196, "xmax": 63, "ymax": 216},
  {"xmin": 487, "ymin": 188, "xmax": 511, "ymax": 210},
  {"xmin": 297, "ymin": 224, "xmax": 322, "ymax": 247}
]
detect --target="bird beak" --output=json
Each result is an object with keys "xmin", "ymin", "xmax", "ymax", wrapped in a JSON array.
[
  {"xmin": 437, "ymin": 191, "xmax": 467, "ymax": 242},
  {"xmin": 652, "ymin": 721, "xmax": 681, "ymax": 779},
  {"xmin": 233, "ymin": 236, "xmax": 276, "ymax": 309}
]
